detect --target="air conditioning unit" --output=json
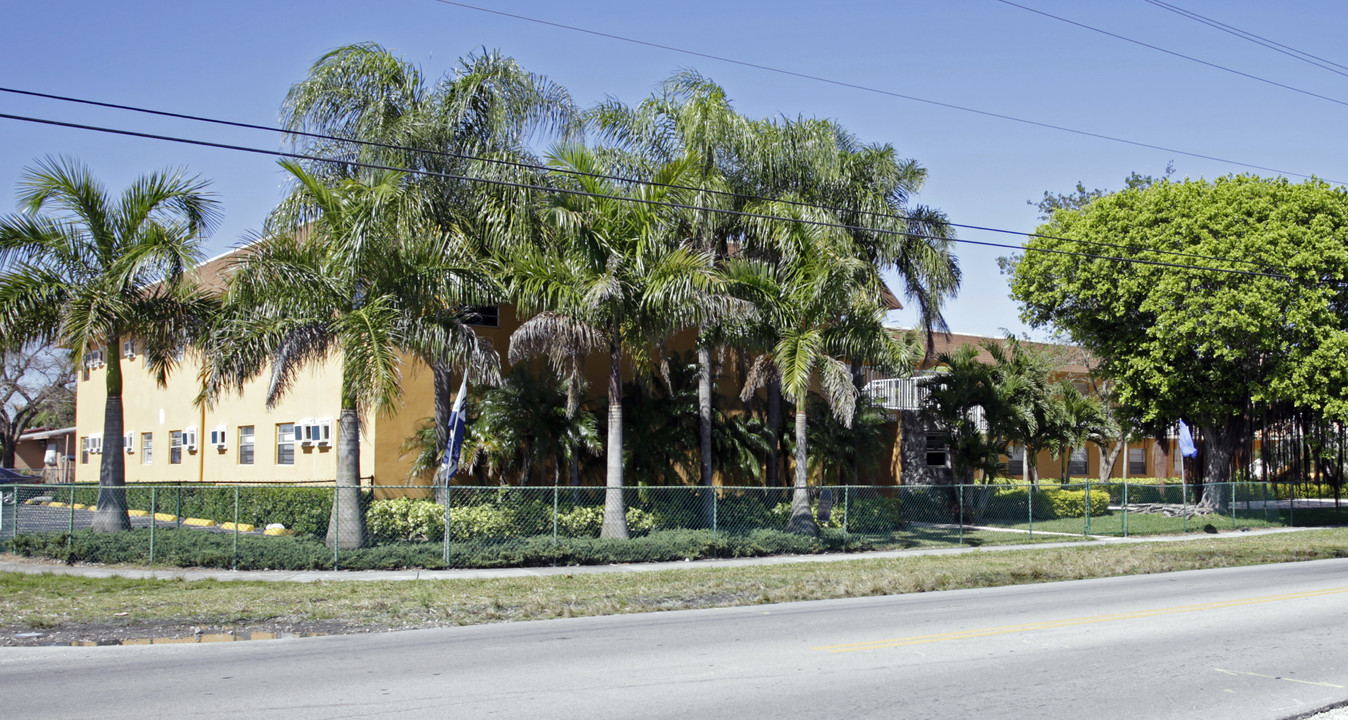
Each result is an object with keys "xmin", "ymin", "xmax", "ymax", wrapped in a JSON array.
[
  {"xmin": 209, "ymin": 425, "xmax": 227, "ymax": 450},
  {"xmin": 89, "ymin": 434, "xmax": 103, "ymax": 454},
  {"xmin": 314, "ymin": 418, "xmax": 333, "ymax": 447},
  {"xmin": 85, "ymin": 349, "xmax": 106, "ymax": 369},
  {"xmin": 183, "ymin": 426, "xmax": 199, "ymax": 452},
  {"xmin": 124, "ymin": 432, "xmax": 135, "ymax": 454},
  {"xmin": 122, "ymin": 339, "xmax": 136, "ymax": 359},
  {"xmin": 291, "ymin": 423, "xmax": 305, "ymax": 445}
]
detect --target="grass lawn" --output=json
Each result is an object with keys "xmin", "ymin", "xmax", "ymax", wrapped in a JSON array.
[
  {"xmin": 988, "ymin": 507, "xmax": 1348, "ymax": 537},
  {"xmin": 5, "ymin": 528, "xmax": 1348, "ymax": 644}
]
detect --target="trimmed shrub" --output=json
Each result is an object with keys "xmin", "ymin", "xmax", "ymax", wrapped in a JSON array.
[
  {"xmin": 993, "ymin": 487, "xmax": 1109, "ymax": 519},
  {"xmin": 68, "ymin": 484, "xmax": 337, "ymax": 538},
  {"xmin": 554, "ymin": 505, "xmax": 658, "ymax": 538},
  {"xmin": 368, "ymin": 497, "xmax": 445, "ymax": 543}
]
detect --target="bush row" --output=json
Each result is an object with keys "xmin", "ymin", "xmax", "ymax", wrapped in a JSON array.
[
  {"xmin": 366, "ymin": 494, "xmax": 907, "ymax": 542},
  {"xmin": 992, "ymin": 487, "xmax": 1111, "ymax": 519},
  {"xmin": 62, "ymin": 484, "xmax": 339, "ymax": 537},
  {"xmin": 3, "ymin": 526, "xmax": 897, "ymax": 570}
]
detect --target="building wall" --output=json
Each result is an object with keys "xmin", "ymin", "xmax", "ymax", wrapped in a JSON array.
[{"xmin": 76, "ymin": 344, "xmax": 374, "ymax": 485}]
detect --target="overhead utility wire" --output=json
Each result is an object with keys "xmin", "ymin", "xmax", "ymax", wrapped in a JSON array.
[
  {"xmin": 0, "ymin": 85, "xmax": 1276, "ymax": 272},
  {"xmin": 995, "ymin": 0, "xmax": 1348, "ymax": 110},
  {"xmin": 1141, "ymin": 0, "xmax": 1348, "ymax": 78},
  {"xmin": 426, "ymin": 0, "xmax": 1329, "ymax": 183},
  {"xmin": 0, "ymin": 110, "xmax": 1301, "ymax": 284}
]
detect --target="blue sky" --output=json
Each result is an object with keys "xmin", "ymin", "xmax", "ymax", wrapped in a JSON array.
[{"xmin": 3, "ymin": 0, "xmax": 1346, "ymax": 338}]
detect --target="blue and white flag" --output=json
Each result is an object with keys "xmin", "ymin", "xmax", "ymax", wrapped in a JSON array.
[
  {"xmin": 1177, "ymin": 419, "xmax": 1198, "ymax": 458},
  {"xmin": 440, "ymin": 374, "xmax": 469, "ymax": 483}
]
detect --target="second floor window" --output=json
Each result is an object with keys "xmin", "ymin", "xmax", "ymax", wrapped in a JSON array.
[
  {"xmin": 170, "ymin": 431, "xmax": 183, "ymax": 465},
  {"xmin": 141, "ymin": 433, "xmax": 153, "ymax": 465},
  {"xmin": 1007, "ymin": 445, "xmax": 1024, "ymax": 476}
]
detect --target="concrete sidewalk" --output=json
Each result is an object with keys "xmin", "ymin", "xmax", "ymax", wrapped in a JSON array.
[{"xmin": 0, "ymin": 526, "xmax": 1320, "ymax": 583}]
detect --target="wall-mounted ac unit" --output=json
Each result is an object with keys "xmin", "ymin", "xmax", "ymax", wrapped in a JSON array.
[
  {"xmin": 89, "ymin": 434, "xmax": 103, "ymax": 454},
  {"xmin": 183, "ymin": 426, "xmax": 198, "ymax": 452},
  {"xmin": 209, "ymin": 425, "xmax": 227, "ymax": 450},
  {"xmin": 296, "ymin": 418, "xmax": 333, "ymax": 447},
  {"xmin": 85, "ymin": 349, "xmax": 106, "ymax": 369},
  {"xmin": 314, "ymin": 418, "xmax": 332, "ymax": 447},
  {"xmin": 292, "ymin": 421, "xmax": 307, "ymax": 445},
  {"xmin": 122, "ymin": 340, "xmax": 136, "ymax": 359},
  {"xmin": 124, "ymin": 432, "xmax": 135, "ymax": 454}
]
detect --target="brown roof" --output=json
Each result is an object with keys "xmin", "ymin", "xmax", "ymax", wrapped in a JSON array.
[{"xmin": 899, "ymin": 330, "xmax": 1096, "ymax": 376}]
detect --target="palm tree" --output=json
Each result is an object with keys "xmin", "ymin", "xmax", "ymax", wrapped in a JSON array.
[
  {"xmin": 1045, "ymin": 380, "xmax": 1112, "ymax": 483},
  {"xmin": 199, "ymin": 161, "xmax": 493, "ymax": 549},
  {"xmin": 464, "ymin": 364, "xmax": 600, "ymax": 485},
  {"xmin": 507, "ymin": 146, "xmax": 724, "ymax": 538},
  {"xmin": 0, "ymin": 157, "xmax": 219, "ymax": 531},
  {"xmin": 727, "ymin": 204, "xmax": 918, "ymax": 535},
  {"xmin": 591, "ymin": 72, "xmax": 753, "ymax": 521},
  {"xmin": 281, "ymin": 43, "xmax": 576, "ymax": 480}
]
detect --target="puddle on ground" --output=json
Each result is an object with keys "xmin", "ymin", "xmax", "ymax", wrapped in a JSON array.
[{"xmin": 27, "ymin": 629, "xmax": 327, "ymax": 647}]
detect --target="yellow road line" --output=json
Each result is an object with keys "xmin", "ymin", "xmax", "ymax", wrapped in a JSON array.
[{"xmin": 815, "ymin": 586, "xmax": 1348, "ymax": 653}]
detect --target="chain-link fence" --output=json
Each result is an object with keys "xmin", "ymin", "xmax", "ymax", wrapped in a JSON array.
[{"xmin": 2, "ymin": 480, "xmax": 1343, "ymax": 570}]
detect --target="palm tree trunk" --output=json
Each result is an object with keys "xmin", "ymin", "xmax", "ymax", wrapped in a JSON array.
[
  {"xmin": 787, "ymin": 408, "xmax": 817, "ymax": 536},
  {"xmin": 601, "ymin": 339, "xmax": 628, "ymax": 539},
  {"xmin": 92, "ymin": 345, "xmax": 130, "ymax": 532},
  {"xmin": 766, "ymin": 376, "xmax": 782, "ymax": 487},
  {"xmin": 326, "ymin": 407, "xmax": 368, "ymax": 550},
  {"xmin": 698, "ymin": 344, "xmax": 715, "ymax": 528}
]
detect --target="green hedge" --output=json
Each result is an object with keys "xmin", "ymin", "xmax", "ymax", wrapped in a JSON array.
[
  {"xmin": 4, "ymin": 526, "xmax": 886, "ymax": 570},
  {"xmin": 993, "ymin": 487, "xmax": 1110, "ymax": 520},
  {"xmin": 66, "ymin": 484, "xmax": 341, "ymax": 537}
]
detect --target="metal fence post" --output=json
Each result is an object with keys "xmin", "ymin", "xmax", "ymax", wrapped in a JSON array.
[
  {"xmin": 1028, "ymin": 485, "xmax": 1033, "ymax": 537},
  {"xmin": 552, "ymin": 484, "xmax": 559, "ymax": 546},
  {"xmin": 842, "ymin": 486, "xmax": 849, "ymax": 546},
  {"xmin": 68, "ymin": 485, "xmax": 75, "ymax": 536},
  {"xmin": 1084, "ymin": 477, "xmax": 1092, "ymax": 537},
  {"xmin": 332, "ymin": 483, "xmax": 340, "ymax": 571},
  {"xmin": 958, "ymin": 484, "xmax": 964, "ymax": 545},
  {"xmin": 233, "ymin": 486, "xmax": 240, "ymax": 571},
  {"xmin": 176, "ymin": 486, "xmax": 182, "ymax": 530},
  {"xmin": 1122, "ymin": 480, "xmax": 1129, "ymax": 538},
  {"xmin": 441, "ymin": 484, "xmax": 451, "ymax": 567},
  {"xmin": 149, "ymin": 487, "xmax": 156, "ymax": 564}
]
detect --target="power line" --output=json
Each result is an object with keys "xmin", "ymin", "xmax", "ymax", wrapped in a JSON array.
[
  {"xmin": 996, "ymin": 0, "xmax": 1348, "ymax": 110},
  {"xmin": 0, "ymin": 85, "xmax": 1279, "ymax": 272},
  {"xmin": 426, "ymin": 0, "xmax": 1334, "ymax": 183},
  {"xmin": 1142, "ymin": 0, "xmax": 1348, "ymax": 78},
  {"xmin": 0, "ymin": 110, "xmax": 1304, "ymax": 284}
]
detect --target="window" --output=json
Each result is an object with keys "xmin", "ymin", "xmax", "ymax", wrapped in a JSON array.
[
  {"xmin": 170, "ymin": 431, "xmax": 183, "ymax": 465},
  {"xmin": 925, "ymin": 433, "xmax": 949, "ymax": 467},
  {"xmin": 464, "ymin": 305, "xmax": 500, "ymax": 328},
  {"xmin": 1129, "ymin": 447, "xmax": 1146, "ymax": 475},
  {"xmin": 80, "ymin": 437, "xmax": 88, "ymax": 465},
  {"xmin": 1069, "ymin": 447, "xmax": 1088, "ymax": 476},
  {"xmin": 239, "ymin": 426, "xmax": 255, "ymax": 465},
  {"xmin": 1007, "ymin": 445, "xmax": 1024, "ymax": 476},
  {"xmin": 141, "ymin": 433, "xmax": 153, "ymax": 464},
  {"xmin": 277, "ymin": 423, "xmax": 295, "ymax": 465}
]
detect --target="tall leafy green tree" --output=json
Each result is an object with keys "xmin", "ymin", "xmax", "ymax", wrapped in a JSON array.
[
  {"xmin": 0, "ymin": 157, "xmax": 219, "ymax": 531},
  {"xmin": 200, "ymin": 162, "xmax": 494, "ymax": 548},
  {"xmin": 1011, "ymin": 175, "xmax": 1348, "ymax": 505},
  {"xmin": 508, "ymin": 146, "xmax": 724, "ymax": 538}
]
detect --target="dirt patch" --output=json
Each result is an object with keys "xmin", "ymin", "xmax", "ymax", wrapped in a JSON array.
[{"xmin": 2, "ymin": 617, "xmax": 376, "ymax": 647}]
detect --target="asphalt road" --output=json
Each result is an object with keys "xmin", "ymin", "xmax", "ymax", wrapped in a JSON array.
[{"xmin": 4, "ymin": 559, "xmax": 1348, "ymax": 719}]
